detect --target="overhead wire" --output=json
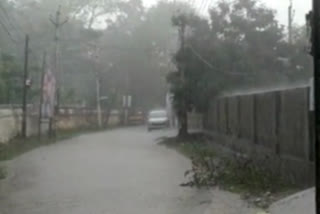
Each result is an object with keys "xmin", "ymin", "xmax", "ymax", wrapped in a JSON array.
[
  {"xmin": 199, "ymin": 0, "xmax": 210, "ymax": 15},
  {"xmin": 0, "ymin": 2, "xmax": 24, "ymax": 39},
  {"xmin": 174, "ymin": 0, "xmax": 214, "ymax": 69},
  {"xmin": 0, "ymin": 2, "xmax": 42, "ymax": 70},
  {"xmin": 0, "ymin": 18, "xmax": 18, "ymax": 45},
  {"xmin": 186, "ymin": 44, "xmax": 214, "ymax": 69},
  {"xmin": 198, "ymin": 0, "xmax": 206, "ymax": 14},
  {"xmin": 0, "ymin": 3, "xmax": 25, "ymax": 44},
  {"xmin": 0, "ymin": 6, "xmax": 25, "ymax": 62},
  {"xmin": 186, "ymin": 44, "xmax": 250, "ymax": 76}
]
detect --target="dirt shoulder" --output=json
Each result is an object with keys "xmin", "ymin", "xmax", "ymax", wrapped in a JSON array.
[{"xmin": 159, "ymin": 134, "xmax": 302, "ymax": 211}]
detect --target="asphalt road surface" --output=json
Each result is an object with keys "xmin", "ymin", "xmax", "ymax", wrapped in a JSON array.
[{"xmin": 0, "ymin": 127, "xmax": 212, "ymax": 214}]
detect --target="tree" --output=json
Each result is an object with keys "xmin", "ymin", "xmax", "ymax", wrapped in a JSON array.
[
  {"xmin": 170, "ymin": 13, "xmax": 191, "ymax": 138},
  {"xmin": 208, "ymin": 0, "xmax": 287, "ymax": 88},
  {"xmin": 0, "ymin": 54, "xmax": 23, "ymax": 104},
  {"xmin": 0, "ymin": 0, "xmax": 196, "ymax": 111},
  {"xmin": 168, "ymin": 0, "xmax": 312, "ymax": 138},
  {"xmin": 96, "ymin": 1, "xmax": 193, "ymax": 111}
]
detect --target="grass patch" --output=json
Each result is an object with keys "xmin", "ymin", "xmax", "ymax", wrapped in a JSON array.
[
  {"xmin": 0, "ymin": 126, "xmax": 104, "ymax": 162},
  {"xmin": 219, "ymin": 157, "xmax": 290, "ymax": 194},
  {"xmin": 159, "ymin": 134, "xmax": 298, "ymax": 208},
  {"xmin": 0, "ymin": 167, "xmax": 6, "ymax": 179},
  {"xmin": 159, "ymin": 134, "xmax": 215, "ymax": 158},
  {"xmin": 0, "ymin": 126, "xmax": 106, "ymax": 180}
]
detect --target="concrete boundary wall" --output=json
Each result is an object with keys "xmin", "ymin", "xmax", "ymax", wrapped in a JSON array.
[
  {"xmin": 0, "ymin": 107, "xmax": 121, "ymax": 144},
  {"xmin": 0, "ymin": 108, "xmax": 50, "ymax": 144},
  {"xmin": 201, "ymin": 86, "xmax": 314, "ymax": 185}
]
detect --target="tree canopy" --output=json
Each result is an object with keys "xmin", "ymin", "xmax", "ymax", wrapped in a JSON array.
[
  {"xmin": 0, "ymin": 0, "xmax": 190, "ymax": 110},
  {"xmin": 168, "ymin": 0, "xmax": 312, "ymax": 116},
  {"xmin": 0, "ymin": 0, "xmax": 312, "ymax": 116}
]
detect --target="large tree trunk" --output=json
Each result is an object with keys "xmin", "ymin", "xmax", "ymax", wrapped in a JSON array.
[{"xmin": 178, "ymin": 108, "xmax": 188, "ymax": 138}]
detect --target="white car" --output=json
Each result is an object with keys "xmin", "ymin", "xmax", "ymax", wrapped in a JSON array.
[{"xmin": 147, "ymin": 110, "xmax": 169, "ymax": 131}]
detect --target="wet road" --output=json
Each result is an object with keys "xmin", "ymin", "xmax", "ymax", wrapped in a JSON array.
[{"xmin": 0, "ymin": 127, "xmax": 211, "ymax": 214}]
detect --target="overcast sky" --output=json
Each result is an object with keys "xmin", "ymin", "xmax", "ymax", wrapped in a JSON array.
[{"xmin": 143, "ymin": 0, "xmax": 312, "ymax": 26}]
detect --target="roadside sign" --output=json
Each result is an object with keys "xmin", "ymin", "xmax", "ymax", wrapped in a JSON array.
[
  {"xmin": 122, "ymin": 95, "xmax": 132, "ymax": 108},
  {"xmin": 128, "ymin": 95, "xmax": 132, "ymax": 108},
  {"xmin": 123, "ymin": 95, "xmax": 127, "ymax": 108}
]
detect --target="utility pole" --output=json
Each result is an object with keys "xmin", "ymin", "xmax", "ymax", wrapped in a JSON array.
[
  {"xmin": 49, "ymin": 6, "xmax": 68, "ymax": 134},
  {"xmin": 49, "ymin": 6, "xmax": 68, "ymax": 136},
  {"xmin": 310, "ymin": 0, "xmax": 320, "ymax": 212},
  {"xmin": 123, "ymin": 71, "xmax": 130, "ymax": 126},
  {"xmin": 21, "ymin": 34, "xmax": 29, "ymax": 139},
  {"xmin": 179, "ymin": 20, "xmax": 186, "ymax": 81},
  {"xmin": 38, "ymin": 52, "xmax": 46, "ymax": 140},
  {"xmin": 176, "ymin": 13, "xmax": 188, "ymax": 138},
  {"xmin": 96, "ymin": 71, "xmax": 102, "ymax": 128},
  {"xmin": 288, "ymin": 0, "xmax": 294, "ymax": 44},
  {"xmin": 89, "ymin": 43, "xmax": 103, "ymax": 128}
]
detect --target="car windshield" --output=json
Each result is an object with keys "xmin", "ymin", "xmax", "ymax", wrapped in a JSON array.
[{"xmin": 150, "ymin": 111, "xmax": 166, "ymax": 118}]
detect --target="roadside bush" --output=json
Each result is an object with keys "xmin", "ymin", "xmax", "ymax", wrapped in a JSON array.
[
  {"xmin": 159, "ymin": 135, "xmax": 297, "ymax": 208},
  {"xmin": 181, "ymin": 146, "xmax": 288, "ymax": 194}
]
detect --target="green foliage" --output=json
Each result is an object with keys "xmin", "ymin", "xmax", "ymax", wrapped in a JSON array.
[
  {"xmin": 0, "ymin": 167, "xmax": 5, "ymax": 180},
  {"xmin": 0, "ymin": 128, "xmax": 100, "ymax": 162},
  {"xmin": 96, "ymin": 1, "xmax": 193, "ymax": 111},
  {"xmin": 0, "ymin": 0, "xmax": 311, "ymax": 111},
  {"xmin": 169, "ymin": 0, "xmax": 312, "ymax": 114},
  {"xmin": 159, "ymin": 135, "xmax": 295, "ymax": 207},
  {"xmin": 0, "ymin": 54, "xmax": 23, "ymax": 104},
  {"xmin": 0, "ymin": 0, "xmax": 186, "ymax": 109}
]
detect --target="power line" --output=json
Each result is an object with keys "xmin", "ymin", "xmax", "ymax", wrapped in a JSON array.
[
  {"xmin": 186, "ymin": 44, "xmax": 250, "ymax": 76},
  {"xmin": 0, "ymin": 18, "xmax": 18, "ymax": 45},
  {"xmin": 0, "ymin": 17, "xmax": 40, "ymax": 66},
  {"xmin": 0, "ymin": 2, "xmax": 24, "ymax": 39},
  {"xmin": 0, "ymin": 4, "xmax": 41, "ymax": 69},
  {"xmin": 205, "ymin": 0, "xmax": 212, "ymax": 13},
  {"xmin": 199, "ymin": 0, "xmax": 210, "ymax": 14},
  {"xmin": 187, "ymin": 44, "xmax": 214, "ymax": 68},
  {"xmin": 0, "ymin": 3, "xmax": 16, "ymax": 29},
  {"xmin": 198, "ymin": 0, "xmax": 206, "ymax": 14}
]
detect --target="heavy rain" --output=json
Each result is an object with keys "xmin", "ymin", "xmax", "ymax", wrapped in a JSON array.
[{"xmin": 0, "ymin": 0, "xmax": 317, "ymax": 213}]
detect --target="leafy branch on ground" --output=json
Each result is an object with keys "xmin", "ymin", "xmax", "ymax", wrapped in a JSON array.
[{"xmin": 159, "ymin": 134, "xmax": 298, "ymax": 208}]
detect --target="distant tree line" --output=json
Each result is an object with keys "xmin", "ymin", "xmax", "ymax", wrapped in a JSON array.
[{"xmin": 0, "ymin": 0, "xmax": 190, "ymax": 111}]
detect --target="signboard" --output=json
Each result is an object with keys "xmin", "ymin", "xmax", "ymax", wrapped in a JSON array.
[
  {"xmin": 122, "ymin": 95, "xmax": 132, "ymax": 108},
  {"xmin": 123, "ymin": 96, "xmax": 127, "ymax": 108},
  {"xmin": 42, "ymin": 70, "xmax": 56, "ymax": 118},
  {"xmin": 127, "ymin": 95, "xmax": 132, "ymax": 108}
]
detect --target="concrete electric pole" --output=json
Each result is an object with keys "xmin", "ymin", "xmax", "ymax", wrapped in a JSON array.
[
  {"xmin": 38, "ymin": 51, "xmax": 47, "ymax": 140},
  {"xmin": 21, "ymin": 34, "xmax": 30, "ymax": 139},
  {"xmin": 50, "ymin": 6, "xmax": 68, "ymax": 107},
  {"xmin": 176, "ymin": 13, "xmax": 188, "ymax": 137},
  {"xmin": 49, "ymin": 6, "xmax": 68, "ymax": 136},
  {"xmin": 89, "ymin": 43, "xmax": 103, "ymax": 128},
  {"xmin": 288, "ymin": 0, "xmax": 294, "ymax": 44},
  {"xmin": 96, "ymin": 70, "xmax": 102, "ymax": 128}
]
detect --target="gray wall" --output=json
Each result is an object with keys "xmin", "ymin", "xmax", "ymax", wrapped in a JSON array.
[
  {"xmin": 202, "ymin": 87, "xmax": 314, "ymax": 184},
  {"xmin": 0, "ymin": 107, "xmax": 121, "ymax": 144},
  {"xmin": 0, "ymin": 109, "xmax": 49, "ymax": 143}
]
